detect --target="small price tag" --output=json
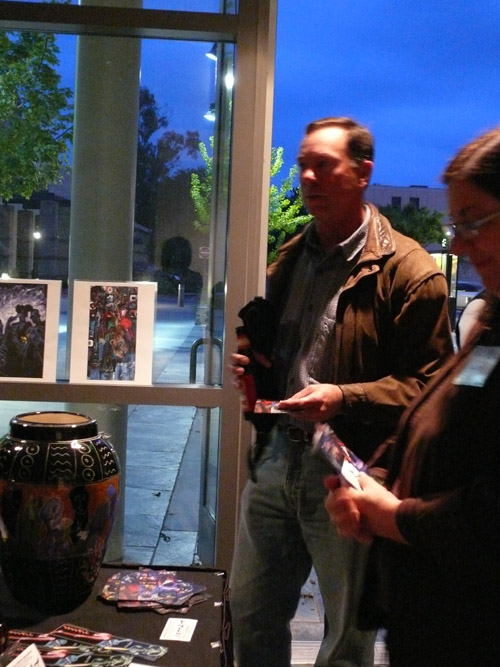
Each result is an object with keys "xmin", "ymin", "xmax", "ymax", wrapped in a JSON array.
[{"xmin": 160, "ymin": 618, "xmax": 197, "ymax": 642}]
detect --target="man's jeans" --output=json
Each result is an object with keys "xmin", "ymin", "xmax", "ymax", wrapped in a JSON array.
[{"xmin": 230, "ymin": 427, "xmax": 376, "ymax": 667}]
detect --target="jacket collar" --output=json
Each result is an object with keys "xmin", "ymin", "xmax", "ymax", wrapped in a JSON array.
[
  {"xmin": 359, "ymin": 203, "xmax": 396, "ymax": 262},
  {"xmin": 269, "ymin": 202, "xmax": 395, "ymax": 273}
]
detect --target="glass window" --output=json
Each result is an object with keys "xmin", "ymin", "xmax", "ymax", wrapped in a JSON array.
[
  {"xmin": 0, "ymin": 0, "xmax": 275, "ymax": 572},
  {"xmin": 1, "ymin": 0, "xmax": 237, "ymax": 12},
  {"xmin": 0, "ymin": 401, "xmax": 212, "ymax": 566},
  {"xmin": 0, "ymin": 29, "xmax": 232, "ymax": 386},
  {"xmin": 0, "ymin": 27, "xmax": 234, "ymax": 567}
]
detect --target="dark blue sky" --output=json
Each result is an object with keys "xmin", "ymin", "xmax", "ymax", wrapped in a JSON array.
[
  {"xmin": 272, "ymin": 0, "xmax": 500, "ymax": 188},
  {"xmin": 51, "ymin": 1, "xmax": 500, "ymax": 191}
]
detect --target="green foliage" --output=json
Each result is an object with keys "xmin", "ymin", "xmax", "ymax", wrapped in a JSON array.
[
  {"xmin": 267, "ymin": 147, "xmax": 311, "ymax": 263},
  {"xmin": 190, "ymin": 140, "xmax": 311, "ymax": 261},
  {"xmin": 0, "ymin": 30, "xmax": 73, "ymax": 200},
  {"xmin": 379, "ymin": 204, "xmax": 445, "ymax": 247},
  {"xmin": 190, "ymin": 138, "xmax": 213, "ymax": 233}
]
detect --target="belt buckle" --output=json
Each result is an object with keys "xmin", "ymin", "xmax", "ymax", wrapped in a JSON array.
[{"xmin": 287, "ymin": 426, "xmax": 309, "ymax": 443}]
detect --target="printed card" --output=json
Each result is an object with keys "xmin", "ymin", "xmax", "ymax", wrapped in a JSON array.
[
  {"xmin": 69, "ymin": 281, "xmax": 156, "ymax": 385},
  {"xmin": 312, "ymin": 422, "xmax": 366, "ymax": 490},
  {"xmin": 0, "ymin": 279, "xmax": 61, "ymax": 382},
  {"xmin": 52, "ymin": 625, "xmax": 167, "ymax": 662}
]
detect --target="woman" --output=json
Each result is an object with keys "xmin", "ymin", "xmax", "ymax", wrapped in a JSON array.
[{"xmin": 325, "ymin": 126, "xmax": 500, "ymax": 667}]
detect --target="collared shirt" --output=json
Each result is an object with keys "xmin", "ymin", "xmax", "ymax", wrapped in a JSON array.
[{"xmin": 273, "ymin": 207, "xmax": 370, "ymax": 426}]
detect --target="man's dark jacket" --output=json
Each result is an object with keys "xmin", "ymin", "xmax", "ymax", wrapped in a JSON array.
[{"xmin": 265, "ymin": 203, "xmax": 454, "ymax": 461}]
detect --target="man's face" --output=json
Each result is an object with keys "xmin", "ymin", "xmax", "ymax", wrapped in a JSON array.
[{"xmin": 297, "ymin": 126, "xmax": 372, "ymax": 223}]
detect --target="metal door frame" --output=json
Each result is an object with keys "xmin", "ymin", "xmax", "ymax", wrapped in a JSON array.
[{"xmin": 0, "ymin": 0, "xmax": 277, "ymax": 572}]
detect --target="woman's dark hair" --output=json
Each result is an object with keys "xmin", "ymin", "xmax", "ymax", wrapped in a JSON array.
[{"xmin": 442, "ymin": 126, "xmax": 500, "ymax": 200}]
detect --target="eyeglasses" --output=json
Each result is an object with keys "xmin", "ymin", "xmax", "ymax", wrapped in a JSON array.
[{"xmin": 442, "ymin": 209, "xmax": 500, "ymax": 240}]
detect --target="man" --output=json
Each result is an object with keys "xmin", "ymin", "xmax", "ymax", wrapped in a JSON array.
[{"xmin": 229, "ymin": 117, "xmax": 454, "ymax": 667}]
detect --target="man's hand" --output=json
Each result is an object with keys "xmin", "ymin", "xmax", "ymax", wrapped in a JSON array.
[
  {"xmin": 278, "ymin": 384, "xmax": 344, "ymax": 421},
  {"xmin": 229, "ymin": 351, "xmax": 271, "ymax": 392},
  {"xmin": 324, "ymin": 473, "xmax": 406, "ymax": 544},
  {"xmin": 230, "ymin": 352, "xmax": 249, "ymax": 391}
]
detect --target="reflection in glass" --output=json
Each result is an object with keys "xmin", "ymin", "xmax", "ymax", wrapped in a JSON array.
[{"xmin": 0, "ymin": 30, "xmax": 232, "ymax": 386}]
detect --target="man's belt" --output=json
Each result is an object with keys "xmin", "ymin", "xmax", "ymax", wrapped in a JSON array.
[
  {"xmin": 248, "ymin": 423, "xmax": 313, "ymax": 482},
  {"xmin": 278, "ymin": 423, "xmax": 312, "ymax": 443}
]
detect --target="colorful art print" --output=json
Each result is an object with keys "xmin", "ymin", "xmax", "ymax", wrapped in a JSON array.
[
  {"xmin": 117, "ymin": 569, "xmax": 207, "ymax": 607},
  {"xmin": 312, "ymin": 422, "xmax": 366, "ymax": 490},
  {"xmin": 100, "ymin": 569, "xmax": 207, "ymax": 608},
  {"xmin": 99, "ymin": 570, "xmax": 122, "ymax": 601},
  {"xmin": 0, "ymin": 279, "xmax": 61, "ymax": 382},
  {"xmin": 69, "ymin": 281, "xmax": 156, "ymax": 385},
  {"xmin": 100, "ymin": 570, "xmax": 210, "ymax": 614},
  {"xmin": 52, "ymin": 625, "xmax": 167, "ymax": 662},
  {"xmin": 6, "ymin": 632, "xmax": 134, "ymax": 667},
  {"xmin": 138, "ymin": 572, "xmax": 206, "ymax": 607}
]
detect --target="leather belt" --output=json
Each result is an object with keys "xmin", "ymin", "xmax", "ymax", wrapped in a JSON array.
[{"xmin": 278, "ymin": 423, "xmax": 312, "ymax": 443}]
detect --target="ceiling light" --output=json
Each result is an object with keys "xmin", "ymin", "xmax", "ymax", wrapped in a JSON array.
[
  {"xmin": 205, "ymin": 44, "xmax": 217, "ymax": 61},
  {"xmin": 204, "ymin": 103, "xmax": 216, "ymax": 122}
]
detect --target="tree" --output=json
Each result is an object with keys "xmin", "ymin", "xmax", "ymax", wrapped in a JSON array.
[
  {"xmin": 190, "ymin": 138, "xmax": 213, "ymax": 233},
  {"xmin": 379, "ymin": 204, "xmax": 445, "ymax": 247},
  {"xmin": 0, "ymin": 30, "xmax": 73, "ymax": 201},
  {"xmin": 190, "ymin": 140, "xmax": 311, "ymax": 263},
  {"xmin": 267, "ymin": 147, "xmax": 311, "ymax": 263},
  {"xmin": 135, "ymin": 87, "xmax": 200, "ymax": 231}
]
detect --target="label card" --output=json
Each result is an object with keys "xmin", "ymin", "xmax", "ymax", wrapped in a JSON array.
[{"xmin": 160, "ymin": 619, "xmax": 197, "ymax": 643}]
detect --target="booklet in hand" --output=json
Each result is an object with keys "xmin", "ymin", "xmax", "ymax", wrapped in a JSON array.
[{"xmin": 312, "ymin": 423, "xmax": 366, "ymax": 490}]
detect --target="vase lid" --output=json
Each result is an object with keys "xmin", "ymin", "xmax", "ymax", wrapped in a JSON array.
[{"xmin": 9, "ymin": 411, "xmax": 98, "ymax": 441}]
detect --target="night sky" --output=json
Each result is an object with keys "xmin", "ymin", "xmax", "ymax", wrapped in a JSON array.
[
  {"xmin": 41, "ymin": 1, "xmax": 500, "ymax": 192},
  {"xmin": 272, "ymin": 0, "xmax": 500, "ymax": 188}
]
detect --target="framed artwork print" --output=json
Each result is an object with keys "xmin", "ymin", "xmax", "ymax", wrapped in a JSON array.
[
  {"xmin": 69, "ymin": 281, "xmax": 157, "ymax": 385},
  {"xmin": 0, "ymin": 279, "xmax": 61, "ymax": 382}
]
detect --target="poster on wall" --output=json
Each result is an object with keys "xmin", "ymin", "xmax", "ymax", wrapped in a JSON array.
[
  {"xmin": 69, "ymin": 281, "xmax": 157, "ymax": 385},
  {"xmin": 0, "ymin": 279, "xmax": 61, "ymax": 382}
]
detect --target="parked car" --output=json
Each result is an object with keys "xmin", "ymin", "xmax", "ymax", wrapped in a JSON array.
[{"xmin": 456, "ymin": 281, "xmax": 483, "ymax": 310}]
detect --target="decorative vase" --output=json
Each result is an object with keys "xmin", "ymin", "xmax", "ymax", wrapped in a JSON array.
[{"xmin": 0, "ymin": 411, "xmax": 120, "ymax": 613}]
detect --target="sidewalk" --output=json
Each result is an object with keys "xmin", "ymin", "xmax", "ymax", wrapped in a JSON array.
[{"xmin": 122, "ymin": 299, "xmax": 206, "ymax": 566}]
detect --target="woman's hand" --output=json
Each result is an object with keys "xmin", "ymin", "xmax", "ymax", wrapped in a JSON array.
[
  {"xmin": 278, "ymin": 384, "xmax": 344, "ymax": 421},
  {"xmin": 324, "ymin": 473, "xmax": 407, "ymax": 544}
]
